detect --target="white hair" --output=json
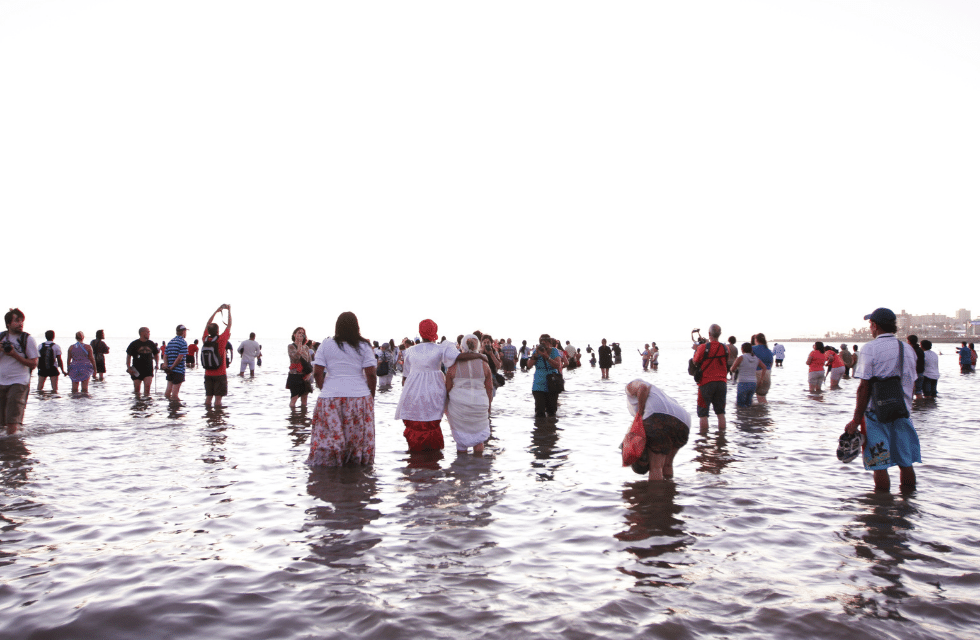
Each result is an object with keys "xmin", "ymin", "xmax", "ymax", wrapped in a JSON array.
[{"xmin": 462, "ymin": 333, "xmax": 480, "ymax": 353}]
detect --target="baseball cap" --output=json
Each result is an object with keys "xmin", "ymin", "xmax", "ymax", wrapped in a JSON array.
[
  {"xmin": 863, "ymin": 308, "xmax": 896, "ymax": 325},
  {"xmin": 176, "ymin": 324, "xmax": 187, "ymax": 332}
]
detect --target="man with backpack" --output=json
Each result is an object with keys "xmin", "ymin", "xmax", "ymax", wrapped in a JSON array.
[
  {"xmin": 692, "ymin": 324, "xmax": 728, "ymax": 432},
  {"xmin": 201, "ymin": 304, "xmax": 232, "ymax": 408},
  {"xmin": 37, "ymin": 330, "xmax": 68, "ymax": 392},
  {"xmin": 0, "ymin": 308, "xmax": 39, "ymax": 435}
]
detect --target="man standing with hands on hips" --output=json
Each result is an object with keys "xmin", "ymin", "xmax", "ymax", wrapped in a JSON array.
[{"xmin": 845, "ymin": 307, "xmax": 920, "ymax": 492}]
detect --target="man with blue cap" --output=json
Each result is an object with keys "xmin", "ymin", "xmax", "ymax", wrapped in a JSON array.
[{"xmin": 844, "ymin": 308, "xmax": 920, "ymax": 491}]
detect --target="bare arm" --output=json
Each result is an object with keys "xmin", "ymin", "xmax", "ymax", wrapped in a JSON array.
[
  {"xmin": 445, "ymin": 364, "xmax": 456, "ymax": 393},
  {"xmin": 314, "ymin": 364, "xmax": 325, "ymax": 390},
  {"xmin": 635, "ymin": 383, "xmax": 649, "ymax": 416},
  {"xmin": 364, "ymin": 366, "xmax": 377, "ymax": 399},
  {"xmin": 483, "ymin": 362, "xmax": 494, "ymax": 404},
  {"xmin": 731, "ymin": 355, "xmax": 743, "ymax": 373},
  {"xmin": 846, "ymin": 379, "xmax": 872, "ymax": 434}
]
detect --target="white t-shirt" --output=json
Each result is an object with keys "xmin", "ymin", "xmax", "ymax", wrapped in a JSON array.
[
  {"xmin": 625, "ymin": 379, "xmax": 691, "ymax": 426},
  {"xmin": 238, "ymin": 339, "xmax": 261, "ymax": 359},
  {"xmin": 0, "ymin": 332, "xmax": 40, "ymax": 385},
  {"xmin": 853, "ymin": 333, "xmax": 916, "ymax": 414},
  {"xmin": 923, "ymin": 350, "xmax": 940, "ymax": 379},
  {"xmin": 313, "ymin": 339, "xmax": 376, "ymax": 398}
]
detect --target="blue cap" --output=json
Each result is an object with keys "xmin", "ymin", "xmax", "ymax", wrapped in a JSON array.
[{"xmin": 863, "ymin": 308, "xmax": 896, "ymax": 325}]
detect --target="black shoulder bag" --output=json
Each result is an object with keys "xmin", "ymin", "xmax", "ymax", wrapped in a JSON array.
[
  {"xmin": 541, "ymin": 349, "xmax": 565, "ymax": 393},
  {"xmin": 869, "ymin": 339, "xmax": 909, "ymax": 422}
]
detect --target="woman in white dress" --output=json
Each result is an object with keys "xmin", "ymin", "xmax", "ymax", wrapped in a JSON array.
[
  {"xmin": 393, "ymin": 319, "xmax": 460, "ymax": 452},
  {"xmin": 445, "ymin": 334, "xmax": 493, "ymax": 454}
]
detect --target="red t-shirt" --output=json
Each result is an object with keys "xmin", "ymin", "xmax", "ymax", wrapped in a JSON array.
[
  {"xmin": 694, "ymin": 341, "xmax": 728, "ymax": 384},
  {"xmin": 187, "ymin": 343, "xmax": 199, "ymax": 357},
  {"xmin": 203, "ymin": 327, "xmax": 230, "ymax": 377},
  {"xmin": 830, "ymin": 353, "xmax": 845, "ymax": 368},
  {"xmin": 807, "ymin": 350, "xmax": 827, "ymax": 372}
]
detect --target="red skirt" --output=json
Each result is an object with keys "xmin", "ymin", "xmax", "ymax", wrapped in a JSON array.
[{"xmin": 403, "ymin": 420, "xmax": 444, "ymax": 452}]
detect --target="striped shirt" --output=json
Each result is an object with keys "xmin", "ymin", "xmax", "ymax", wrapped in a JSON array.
[{"xmin": 166, "ymin": 336, "xmax": 188, "ymax": 375}]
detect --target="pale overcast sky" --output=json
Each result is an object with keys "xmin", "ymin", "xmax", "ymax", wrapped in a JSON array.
[{"xmin": 3, "ymin": 0, "xmax": 978, "ymax": 343}]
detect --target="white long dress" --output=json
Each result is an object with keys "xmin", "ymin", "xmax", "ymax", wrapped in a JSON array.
[
  {"xmin": 446, "ymin": 358, "xmax": 491, "ymax": 449},
  {"xmin": 394, "ymin": 341, "xmax": 459, "ymax": 421}
]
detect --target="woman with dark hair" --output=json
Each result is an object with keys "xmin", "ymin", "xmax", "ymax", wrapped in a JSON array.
[
  {"xmin": 806, "ymin": 341, "xmax": 827, "ymax": 392},
  {"xmin": 598, "ymin": 338, "xmax": 613, "ymax": 379},
  {"xmin": 90, "ymin": 329, "xmax": 109, "ymax": 381},
  {"xmin": 751, "ymin": 333, "xmax": 773, "ymax": 403},
  {"xmin": 308, "ymin": 312, "xmax": 377, "ymax": 466},
  {"xmin": 287, "ymin": 326, "xmax": 313, "ymax": 409},
  {"xmin": 394, "ymin": 318, "xmax": 459, "ymax": 452},
  {"xmin": 67, "ymin": 331, "xmax": 97, "ymax": 393},
  {"xmin": 528, "ymin": 333, "xmax": 562, "ymax": 418}
]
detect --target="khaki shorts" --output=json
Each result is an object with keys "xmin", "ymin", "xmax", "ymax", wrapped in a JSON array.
[
  {"xmin": 0, "ymin": 384, "xmax": 29, "ymax": 425},
  {"xmin": 204, "ymin": 374, "xmax": 228, "ymax": 397},
  {"xmin": 756, "ymin": 369, "xmax": 771, "ymax": 397}
]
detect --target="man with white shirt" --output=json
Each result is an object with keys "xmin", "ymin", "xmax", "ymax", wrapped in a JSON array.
[
  {"xmin": 845, "ymin": 307, "xmax": 920, "ymax": 492},
  {"xmin": 238, "ymin": 332, "xmax": 262, "ymax": 378},
  {"xmin": 0, "ymin": 308, "xmax": 39, "ymax": 435}
]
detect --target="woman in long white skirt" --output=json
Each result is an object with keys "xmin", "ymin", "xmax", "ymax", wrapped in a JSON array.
[{"xmin": 445, "ymin": 334, "xmax": 493, "ymax": 454}]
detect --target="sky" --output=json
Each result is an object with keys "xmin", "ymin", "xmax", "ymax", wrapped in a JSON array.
[{"xmin": 2, "ymin": 0, "xmax": 979, "ymax": 344}]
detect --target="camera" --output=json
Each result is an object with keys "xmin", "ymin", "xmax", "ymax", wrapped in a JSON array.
[{"xmin": 2, "ymin": 341, "xmax": 12, "ymax": 354}]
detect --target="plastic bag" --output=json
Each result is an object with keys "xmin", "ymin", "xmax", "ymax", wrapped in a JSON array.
[{"xmin": 622, "ymin": 411, "xmax": 647, "ymax": 467}]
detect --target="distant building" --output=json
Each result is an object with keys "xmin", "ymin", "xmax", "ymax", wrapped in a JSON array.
[{"xmin": 957, "ymin": 309, "xmax": 972, "ymax": 323}]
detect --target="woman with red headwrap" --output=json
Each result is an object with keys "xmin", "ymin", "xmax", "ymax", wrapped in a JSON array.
[{"xmin": 394, "ymin": 319, "xmax": 460, "ymax": 451}]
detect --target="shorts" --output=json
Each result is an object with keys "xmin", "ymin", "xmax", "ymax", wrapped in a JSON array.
[
  {"xmin": 501, "ymin": 359, "xmax": 516, "ymax": 371},
  {"xmin": 830, "ymin": 367, "xmax": 844, "ymax": 384},
  {"xmin": 0, "ymin": 384, "xmax": 29, "ymax": 425},
  {"xmin": 736, "ymin": 381, "xmax": 757, "ymax": 406},
  {"xmin": 240, "ymin": 356, "xmax": 255, "ymax": 373},
  {"xmin": 775, "ymin": 359, "xmax": 784, "ymax": 365},
  {"xmin": 132, "ymin": 367, "xmax": 153, "ymax": 381},
  {"xmin": 642, "ymin": 413, "xmax": 690, "ymax": 455},
  {"xmin": 186, "ymin": 355, "xmax": 195, "ymax": 367},
  {"xmin": 166, "ymin": 371, "xmax": 185, "ymax": 385},
  {"xmin": 913, "ymin": 373, "xmax": 923, "ymax": 394},
  {"xmin": 808, "ymin": 370, "xmax": 824, "ymax": 386},
  {"xmin": 756, "ymin": 369, "xmax": 771, "ymax": 396},
  {"xmin": 37, "ymin": 366, "xmax": 60, "ymax": 378},
  {"xmin": 696, "ymin": 380, "xmax": 727, "ymax": 417},
  {"xmin": 923, "ymin": 377, "xmax": 938, "ymax": 397},
  {"xmin": 287, "ymin": 372, "xmax": 312, "ymax": 398},
  {"xmin": 862, "ymin": 410, "xmax": 921, "ymax": 470},
  {"xmin": 95, "ymin": 357, "xmax": 106, "ymax": 374},
  {"xmin": 204, "ymin": 374, "xmax": 228, "ymax": 397}
]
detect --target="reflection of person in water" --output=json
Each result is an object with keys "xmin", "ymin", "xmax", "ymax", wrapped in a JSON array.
[
  {"xmin": 616, "ymin": 482, "xmax": 689, "ymax": 587},
  {"xmin": 838, "ymin": 493, "xmax": 919, "ymax": 616},
  {"xmin": 305, "ymin": 466, "xmax": 381, "ymax": 566}
]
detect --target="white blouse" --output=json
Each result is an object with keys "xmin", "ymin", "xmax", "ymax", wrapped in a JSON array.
[
  {"xmin": 313, "ymin": 339, "xmax": 376, "ymax": 398},
  {"xmin": 394, "ymin": 341, "xmax": 460, "ymax": 421}
]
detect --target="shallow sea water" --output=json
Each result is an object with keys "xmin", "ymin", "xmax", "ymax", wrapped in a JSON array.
[{"xmin": 2, "ymin": 339, "xmax": 979, "ymax": 640}]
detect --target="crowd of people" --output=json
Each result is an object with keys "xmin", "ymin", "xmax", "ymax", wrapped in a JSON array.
[{"xmin": 3, "ymin": 305, "xmax": 973, "ymax": 492}]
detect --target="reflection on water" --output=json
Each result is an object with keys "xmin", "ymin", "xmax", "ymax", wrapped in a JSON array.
[
  {"xmin": 616, "ymin": 481, "xmax": 693, "ymax": 590},
  {"xmin": 305, "ymin": 466, "xmax": 382, "ymax": 570},
  {"xmin": 1, "ymin": 339, "xmax": 979, "ymax": 640}
]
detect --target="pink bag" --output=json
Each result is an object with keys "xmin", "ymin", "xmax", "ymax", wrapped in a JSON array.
[{"xmin": 622, "ymin": 411, "xmax": 647, "ymax": 466}]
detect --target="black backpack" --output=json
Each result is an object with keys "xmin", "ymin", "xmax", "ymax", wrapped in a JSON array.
[
  {"xmin": 39, "ymin": 342, "xmax": 55, "ymax": 370},
  {"xmin": 688, "ymin": 342, "xmax": 725, "ymax": 384},
  {"xmin": 200, "ymin": 336, "xmax": 223, "ymax": 371},
  {"xmin": 377, "ymin": 352, "xmax": 390, "ymax": 377}
]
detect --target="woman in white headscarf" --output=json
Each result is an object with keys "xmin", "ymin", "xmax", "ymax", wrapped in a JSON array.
[{"xmin": 445, "ymin": 334, "xmax": 493, "ymax": 454}]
